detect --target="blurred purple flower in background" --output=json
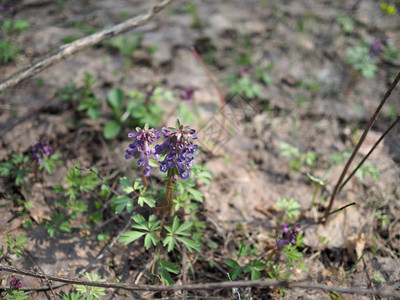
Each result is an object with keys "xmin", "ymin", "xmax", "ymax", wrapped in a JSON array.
[
  {"xmin": 276, "ymin": 224, "xmax": 301, "ymax": 248},
  {"xmin": 31, "ymin": 139, "xmax": 53, "ymax": 165},
  {"xmin": 370, "ymin": 39, "xmax": 386, "ymax": 55},
  {"xmin": 125, "ymin": 126, "xmax": 161, "ymax": 176},
  {"xmin": 181, "ymin": 87, "xmax": 196, "ymax": 101}
]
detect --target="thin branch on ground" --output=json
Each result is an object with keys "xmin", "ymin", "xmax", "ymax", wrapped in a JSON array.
[
  {"xmin": 0, "ymin": 0, "xmax": 174, "ymax": 93},
  {"xmin": 25, "ymin": 250, "xmax": 57, "ymax": 299},
  {"xmin": 0, "ymin": 264, "xmax": 399, "ymax": 298},
  {"xmin": 323, "ymin": 70, "xmax": 400, "ymax": 222}
]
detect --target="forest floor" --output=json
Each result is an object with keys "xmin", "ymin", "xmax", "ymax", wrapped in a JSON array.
[{"xmin": 0, "ymin": 0, "xmax": 400, "ymax": 299}]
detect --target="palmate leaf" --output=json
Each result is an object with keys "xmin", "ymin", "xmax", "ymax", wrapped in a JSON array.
[
  {"xmin": 138, "ymin": 195, "xmax": 156, "ymax": 207},
  {"xmin": 176, "ymin": 236, "xmax": 201, "ymax": 252},
  {"xmin": 111, "ymin": 195, "xmax": 133, "ymax": 214},
  {"xmin": 163, "ymin": 236, "xmax": 175, "ymax": 252},
  {"xmin": 144, "ymin": 232, "xmax": 158, "ymax": 249},
  {"xmin": 118, "ymin": 231, "xmax": 146, "ymax": 245},
  {"xmin": 160, "ymin": 259, "xmax": 180, "ymax": 274}
]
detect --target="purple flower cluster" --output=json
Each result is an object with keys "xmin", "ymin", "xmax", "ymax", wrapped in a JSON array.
[
  {"xmin": 181, "ymin": 87, "xmax": 196, "ymax": 101},
  {"xmin": 155, "ymin": 125, "xmax": 198, "ymax": 180},
  {"xmin": 10, "ymin": 277, "xmax": 22, "ymax": 290},
  {"xmin": 125, "ymin": 127, "xmax": 161, "ymax": 176},
  {"xmin": 31, "ymin": 139, "xmax": 53, "ymax": 165},
  {"xmin": 276, "ymin": 224, "xmax": 301, "ymax": 248},
  {"xmin": 124, "ymin": 121, "xmax": 198, "ymax": 180}
]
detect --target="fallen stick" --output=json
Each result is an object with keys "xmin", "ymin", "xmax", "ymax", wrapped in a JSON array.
[{"xmin": 0, "ymin": 0, "xmax": 174, "ymax": 93}]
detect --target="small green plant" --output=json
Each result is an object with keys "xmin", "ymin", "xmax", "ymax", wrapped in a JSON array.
[
  {"xmin": 77, "ymin": 73, "xmax": 102, "ymax": 121},
  {"xmin": 383, "ymin": 45, "xmax": 400, "ymax": 62},
  {"xmin": 44, "ymin": 166, "xmax": 101, "ymax": 237},
  {"xmin": 75, "ymin": 272, "xmax": 106, "ymax": 300},
  {"xmin": 336, "ymin": 16, "xmax": 354, "ymax": 34},
  {"xmin": 356, "ymin": 162, "xmax": 379, "ymax": 181},
  {"xmin": 1, "ymin": 19, "xmax": 30, "ymax": 34},
  {"xmin": 375, "ymin": 210, "xmax": 390, "ymax": 228},
  {"xmin": 228, "ymin": 75, "xmax": 261, "ymax": 99},
  {"xmin": 103, "ymin": 86, "xmax": 172, "ymax": 139},
  {"xmin": 74, "ymin": 21, "xmax": 97, "ymax": 35},
  {"xmin": 185, "ymin": 3, "xmax": 202, "ymax": 28},
  {"xmin": 4, "ymin": 234, "xmax": 28, "ymax": 258},
  {"xmin": 0, "ymin": 38, "xmax": 19, "ymax": 64},
  {"xmin": 106, "ymin": 33, "xmax": 142, "ymax": 57},
  {"xmin": 372, "ymin": 272, "xmax": 386, "ymax": 283},
  {"xmin": 57, "ymin": 82, "xmax": 79, "ymax": 102},
  {"xmin": 0, "ymin": 153, "xmax": 31, "ymax": 187},
  {"xmin": 61, "ymin": 292, "xmax": 84, "ymax": 300},
  {"xmin": 307, "ymin": 173, "xmax": 328, "ymax": 208},
  {"xmin": 278, "ymin": 142, "xmax": 317, "ymax": 172},
  {"xmin": 226, "ymin": 242, "xmax": 266, "ymax": 280},
  {"xmin": 328, "ymin": 151, "xmax": 351, "ymax": 166},
  {"xmin": 276, "ymin": 198, "xmax": 301, "ymax": 222},
  {"xmin": 347, "ymin": 44, "xmax": 378, "ymax": 79}
]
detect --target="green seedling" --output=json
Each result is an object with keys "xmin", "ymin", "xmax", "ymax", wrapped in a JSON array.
[
  {"xmin": 347, "ymin": 44, "xmax": 378, "ymax": 79},
  {"xmin": 106, "ymin": 33, "xmax": 142, "ymax": 57},
  {"xmin": 276, "ymin": 198, "xmax": 301, "ymax": 222},
  {"xmin": 77, "ymin": 72, "xmax": 102, "ymax": 121},
  {"xmin": 103, "ymin": 86, "xmax": 172, "ymax": 139},
  {"xmin": 1, "ymin": 19, "xmax": 29, "ymax": 34},
  {"xmin": 4, "ymin": 234, "xmax": 28, "ymax": 258},
  {"xmin": 336, "ymin": 16, "xmax": 354, "ymax": 34},
  {"xmin": 307, "ymin": 173, "xmax": 328, "ymax": 208},
  {"xmin": 0, "ymin": 39, "xmax": 19, "ymax": 64},
  {"xmin": 0, "ymin": 153, "xmax": 31, "ymax": 187},
  {"xmin": 76, "ymin": 272, "xmax": 106, "ymax": 300},
  {"xmin": 355, "ymin": 162, "xmax": 379, "ymax": 181}
]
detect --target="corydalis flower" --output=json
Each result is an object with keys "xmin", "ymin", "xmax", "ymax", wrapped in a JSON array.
[
  {"xmin": 276, "ymin": 224, "xmax": 301, "ymax": 248},
  {"xmin": 31, "ymin": 138, "xmax": 53, "ymax": 165},
  {"xmin": 125, "ymin": 125, "xmax": 160, "ymax": 176},
  {"xmin": 155, "ymin": 120, "xmax": 198, "ymax": 180},
  {"xmin": 10, "ymin": 277, "xmax": 22, "ymax": 289}
]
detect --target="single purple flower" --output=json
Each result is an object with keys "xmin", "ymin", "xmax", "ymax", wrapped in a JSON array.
[
  {"xmin": 181, "ymin": 87, "xmax": 196, "ymax": 101},
  {"xmin": 10, "ymin": 277, "xmax": 22, "ymax": 289},
  {"xmin": 155, "ymin": 120, "xmax": 198, "ymax": 181},
  {"xmin": 125, "ymin": 125, "xmax": 160, "ymax": 176},
  {"xmin": 31, "ymin": 138, "xmax": 53, "ymax": 165},
  {"xmin": 276, "ymin": 224, "xmax": 301, "ymax": 248}
]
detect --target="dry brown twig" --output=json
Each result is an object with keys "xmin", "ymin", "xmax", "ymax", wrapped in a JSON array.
[
  {"xmin": 323, "ymin": 70, "xmax": 400, "ymax": 222},
  {"xmin": 0, "ymin": 0, "xmax": 174, "ymax": 93},
  {"xmin": 0, "ymin": 264, "xmax": 399, "ymax": 298}
]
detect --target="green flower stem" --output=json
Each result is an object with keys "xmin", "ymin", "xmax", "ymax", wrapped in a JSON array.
[{"xmin": 310, "ymin": 185, "xmax": 321, "ymax": 209}]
